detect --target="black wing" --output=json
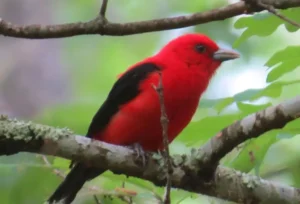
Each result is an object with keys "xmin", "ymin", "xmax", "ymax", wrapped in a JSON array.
[
  {"xmin": 69, "ymin": 63, "xmax": 159, "ymax": 168},
  {"xmin": 86, "ymin": 62, "xmax": 160, "ymax": 137},
  {"xmin": 58, "ymin": 62, "xmax": 159, "ymax": 199}
]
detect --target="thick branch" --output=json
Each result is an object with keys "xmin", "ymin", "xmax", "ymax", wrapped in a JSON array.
[
  {"xmin": 0, "ymin": 0, "xmax": 300, "ymax": 39},
  {"xmin": 1, "ymin": 95, "xmax": 300, "ymax": 204},
  {"xmin": 199, "ymin": 96, "xmax": 300, "ymax": 168}
]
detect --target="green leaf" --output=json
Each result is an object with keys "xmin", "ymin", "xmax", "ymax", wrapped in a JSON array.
[
  {"xmin": 251, "ymin": 79, "xmax": 300, "ymax": 100},
  {"xmin": 170, "ymin": 189, "xmax": 195, "ymax": 204},
  {"xmin": 259, "ymin": 134, "xmax": 300, "ymax": 177},
  {"xmin": 214, "ymin": 97, "xmax": 235, "ymax": 113},
  {"xmin": 52, "ymin": 157, "xmax": 70, "ymax": 170},
  {"xmin": 236, "ymin": 102, "xmax": 272, "ymax": 115},
  {"xmin": 37, "ymin": 102, "xmax": 104, "ymax": 135},
  {"xmin": 265, "ymin": 46, "xmax": 300, "ymax": 82},
  {"xmin": 265, "ymin": 46, "xmax": 300, "ymax": 67},
  {"xmin": 199, "ymin": 98, "xmax": 223, "ymax": 108},
  {"xmin": 200, "ymin": 79, "xmax": 300, "ymax": 113},
  {"xmin": 225, "ymin": 131, "xmax": 277, "ymax": 173},
  {"xmin": 282, "ymin": 8, "xmax": 300, "ymax": 32},
  {"xmin": 233, "ymin": 89, "xmax": 263, "ymax": 101},
  {"xmin": 267, "ymin": 59, "xmax": 300, "ymax": 82},
  {"xmin": 10, "ymin": 165, "xmax": 59, "ymax": 204},
  {"xmin": 125, "ymin": 177, "xmax": 157, "ymax": 193},
  {"xmin": 233, "ymin": 13, "xmax": 281, "ymax": 47},
  {"xmin": 0, "ymin": 153, "xmax": 42, "ymax": 165},
  {"xmin": 233, "ymin": 8, "xmax": 300, "ymax": 47},
  {"xmin": 291, "ymin": 165, "xmax": 300, "ymax": 188},
  {"xmin": 276, "ymin": 132, "xmax": 294, "ymax": 140},
  {"xmin": 178, "ymin": 114, "xmax": 242, "ymax": 146},
  {"xmin": 283, "ymin": 119, "xmax": 300, "ymax": 130}
]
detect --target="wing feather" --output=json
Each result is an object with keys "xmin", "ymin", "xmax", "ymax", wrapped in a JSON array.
[{"xmin": 86, "ymin": 63, "xmax": 160, "ymax": 137}]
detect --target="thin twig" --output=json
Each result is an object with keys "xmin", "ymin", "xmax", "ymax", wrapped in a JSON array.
[
  {"xmin": 255, "ymin": 0, "xmax": 300, "ymax": 28},
  {"xmin": 41, "ymin": 155, "xmax": 103, "ymax": 203},
  {"xmin": 41, "ymin": 156, "xmax": 134, "ymax": 203},
  {"xmin": 41, "ymin": 156, "xmax": 66, "ymax": 179},
  {"xmin": 152, "ymin": 72, "xmax": 172, "ymax": 204},
  {"xmin": 99, "ymin": 0, "xmax": 108, "ymax": 17},
  {"xmin": 93, "ymin": 195, "xmax": 101, "ymax": 204}
]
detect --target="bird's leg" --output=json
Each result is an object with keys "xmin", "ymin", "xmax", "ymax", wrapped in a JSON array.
[{"xmin": 129, "ymin": 143, "xmax": 147, "ymax": 167}]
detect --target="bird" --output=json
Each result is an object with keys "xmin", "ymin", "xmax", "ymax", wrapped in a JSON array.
[{"xmin": 47, "ymin": 33, "xmax": 239, "ymax": 204}]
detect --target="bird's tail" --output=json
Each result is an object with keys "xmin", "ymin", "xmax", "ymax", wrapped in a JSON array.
[{"xmin": 47, "ymin": 163, "xmax": 104, "ymax": 204}]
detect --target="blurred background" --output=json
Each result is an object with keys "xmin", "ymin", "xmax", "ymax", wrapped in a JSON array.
[{"xmin": 0, "ymin": 0, "xmax": 300, "ymax": 203}]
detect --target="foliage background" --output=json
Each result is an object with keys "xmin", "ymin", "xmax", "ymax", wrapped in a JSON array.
[{"xmin": 0, "ymin": 0, "xmax": 300, "ymax": 203}]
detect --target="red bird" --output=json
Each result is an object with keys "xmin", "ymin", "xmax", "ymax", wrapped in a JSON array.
[{"xmin": 48, "ymin": 33, "xmax": 239, "ymax": 203}]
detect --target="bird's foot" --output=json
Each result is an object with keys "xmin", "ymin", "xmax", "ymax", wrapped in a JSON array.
[{"xmin": 130, "ymin": 143, "xmax": 147, "ymax": 167}]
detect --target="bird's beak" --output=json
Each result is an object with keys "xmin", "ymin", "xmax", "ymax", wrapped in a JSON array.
[{"xmin": 213, "ymin": 48, "xmax": 240, "ymax": 62}]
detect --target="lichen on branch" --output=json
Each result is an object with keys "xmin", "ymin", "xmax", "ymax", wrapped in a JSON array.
[{"xmin": 1, "ymin": 95, "xmax": 300, "ymax": 203}]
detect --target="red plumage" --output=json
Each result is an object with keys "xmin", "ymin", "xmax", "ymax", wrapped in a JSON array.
[
  {"xmin": 48, "ymin": 33, "xmax": 239, "ymax": 204},
  {"xmin": 96, "ymin": 34, "xmax": 226, "ymax": 150}
]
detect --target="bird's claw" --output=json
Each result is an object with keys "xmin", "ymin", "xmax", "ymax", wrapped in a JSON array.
[{"xmin": 130, "ymin": 143, "xmax": 147, "ymax": 167}]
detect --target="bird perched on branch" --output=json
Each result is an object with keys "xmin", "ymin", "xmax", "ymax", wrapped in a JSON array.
[{"xmin": 48, "ymin": 33, "xmax": 239, "ymax": 204}]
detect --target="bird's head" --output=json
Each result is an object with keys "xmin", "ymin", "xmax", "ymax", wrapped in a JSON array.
[{"xmin": 158, "ymin": 33, "xmax": 239, "ymax": 76}]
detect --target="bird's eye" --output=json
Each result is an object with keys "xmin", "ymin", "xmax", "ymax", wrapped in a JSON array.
[{"xmin": 195, "ymin": 44, "xmax": 206, "ymax": 53}]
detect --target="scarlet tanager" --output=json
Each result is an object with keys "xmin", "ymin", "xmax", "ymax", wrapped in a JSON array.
[{"xmin": 48, "ymin": 33, "xmax": 239, "ymax": 203}]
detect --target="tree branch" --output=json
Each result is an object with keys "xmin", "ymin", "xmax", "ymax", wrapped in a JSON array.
[
  {"xmin": 1, "ymin": 96, "xmax": 300, "ymax": 203},
  {"xmin": 198, "ymin": 96, "xmax": 300, "ymax": 168},
  {"xmin": 99, "ymin": 0, "xmax": 108, "ymax": 18},
  {"xmin": 0, "ymin": 0, "xmax": 300, "ymax": 39},
  {"xmin": 245, "ymin": 0, "xmax": 300, "ymax": 27}
]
